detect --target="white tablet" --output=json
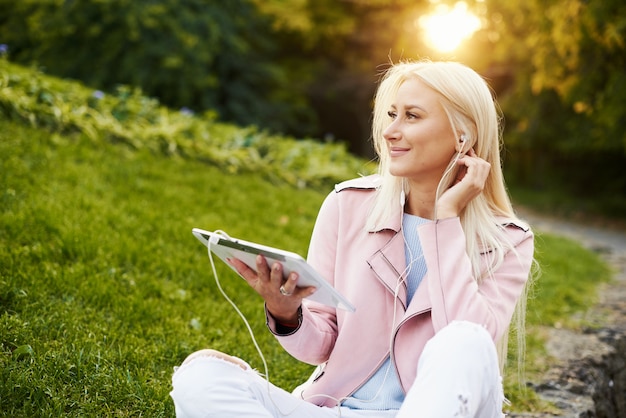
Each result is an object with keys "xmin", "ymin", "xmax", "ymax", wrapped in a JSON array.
[{"xmin": 192, "ymin": 228, "xmax": 356, "ymax": 312}]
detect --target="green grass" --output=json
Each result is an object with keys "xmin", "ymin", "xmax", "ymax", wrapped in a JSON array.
[
  {"xmin": 526, "ymin": 232, "xmax": 613, "ymax": 328},
  {"xmin": 0, "ymin": 114, "xmax": 613, "ymax": 414},
  {"xmin": 1, "ymin": 120, "xmax": 323, "ymax": 416}
]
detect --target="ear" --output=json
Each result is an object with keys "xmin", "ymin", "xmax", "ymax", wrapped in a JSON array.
[{"xmin": 457, "ymin": 133, "xmax": 468, "ymax": 153}]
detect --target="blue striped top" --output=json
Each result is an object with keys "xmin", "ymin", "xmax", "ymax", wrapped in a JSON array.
[{"xmin": 342, "ymin": 213, "xmax": 429, "ymax": 410}]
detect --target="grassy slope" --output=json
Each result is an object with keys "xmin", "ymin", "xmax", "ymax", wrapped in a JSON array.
[
  {"xmin": 1, "ymin": 120, "xmax": 323, "ymax": 416},
  {"xmin": 0, "ymin": 67, "xmax": 613, "ymax": 414}
]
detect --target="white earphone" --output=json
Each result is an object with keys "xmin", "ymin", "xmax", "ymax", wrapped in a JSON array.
[{"xmin": 458, "ymin": 133, "xmax": 469, "ymax": 153}]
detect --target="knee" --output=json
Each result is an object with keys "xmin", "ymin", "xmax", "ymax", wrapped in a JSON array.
[
  {"xmin": 432, "ymin": 321, "xmax": 492, "ymax": 347},
  {"xmin": 171, "ymin": 350, "xmax": 253, "ymax": 417},
  {"xmin": 181, "ymin": 348, "xmax": 248, "ymax": 370},
  {"xmin": 422, "ymin": 321, "xmax": 497, "ymax": 365},
  {"xmin": 172, "ymin": 349, "xmax": 252, "ymax": 392}
]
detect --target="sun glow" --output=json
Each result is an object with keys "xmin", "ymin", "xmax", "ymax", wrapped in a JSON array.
[{"xmin": 419, "ymin": 2, "xmax": 481, "ymax": 53}]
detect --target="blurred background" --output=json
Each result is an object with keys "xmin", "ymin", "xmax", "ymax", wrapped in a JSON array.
[{"xmin": 1, "ymin": 0, "xmax": 624, "ymax": 219}]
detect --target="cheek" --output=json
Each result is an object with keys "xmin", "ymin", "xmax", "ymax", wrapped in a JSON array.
[{"xmin": 431, "ymin": 128, "xmax": 458, "ymax": 155}]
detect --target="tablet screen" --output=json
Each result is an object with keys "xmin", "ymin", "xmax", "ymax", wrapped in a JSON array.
[{"xmin": 192, "ymin": 228, "xmax": 355, "ymax": 312}]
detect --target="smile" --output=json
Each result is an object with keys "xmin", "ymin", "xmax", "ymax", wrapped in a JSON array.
[{"xmin": 389, "ymin": 147, "xmax": 410, "ymax": 157}]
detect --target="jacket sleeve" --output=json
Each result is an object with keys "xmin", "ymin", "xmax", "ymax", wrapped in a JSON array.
[
  {"xmin": 266, "ymin": 191, "xmax": 341, "ymax": 365},
  {"xmin": 418, "ymin": 217, "xmax": 534, "ymax": 342}
]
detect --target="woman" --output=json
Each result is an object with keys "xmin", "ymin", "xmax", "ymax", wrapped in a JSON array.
[{"xmin": 170, "ymin": 60, "xmax": 535, "ymax": 418}]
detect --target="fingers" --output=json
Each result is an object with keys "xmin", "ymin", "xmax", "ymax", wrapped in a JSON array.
[
  {"xmin": 279, "ymin": 272, "xmax": 298, "ymax": 296},
  {"xmin": 227, "ymin": 257, "xmax": 258, "ymax": 283},
  {"xmin": 227, "ymin": 255, "xmax": 316, "ymax": 325},
  {"xmin": 227, "ymin": 255, "xmax": 315, "ymax": 299},
  {"xmin": 266, "ymin": 257, "xmax": 284, "ymax": 287},
  {"xmin": 454, "ymin": 164, "xmax": 468, "ymax": 184},
  {"xmin": 227, "ymin": 254, "xmax": 275, "ymax": 280},
  {"xmin": 457, "ymin": 149, "xmax": 490, "ymax": 190},
  {"xmin": 436, "ymin": 150, "xmax": 490, "ymax": 218},
  {"xmin": 267, "ymin": 259, "xmax": 316, "ymax": 299},
  {"xmin": 278, "ymin": 272, "xmax": 316, "ymax": 299}
]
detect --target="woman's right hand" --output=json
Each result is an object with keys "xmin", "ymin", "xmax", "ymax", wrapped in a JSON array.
[
  {"xmin": 436, "ymin": 148, "xmax": 491, "ymax": 219},
  {"xmin": 228, "ymin": 255, "xmax": 315, "ymax": 326}
]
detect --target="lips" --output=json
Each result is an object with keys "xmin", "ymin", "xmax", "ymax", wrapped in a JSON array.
[{"xmin": 389, "ymin": 146, "xmax": 410, "ymax": 157}]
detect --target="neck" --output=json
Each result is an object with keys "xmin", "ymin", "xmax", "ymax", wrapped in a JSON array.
[{"xmin": 404, "ymin": 180, "xmax": 437, "ymax": 219}]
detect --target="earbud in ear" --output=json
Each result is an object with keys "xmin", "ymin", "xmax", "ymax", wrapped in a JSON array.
[{"xmin": 458, "ymin": 134, "xmax": 469, "ymax": 154}]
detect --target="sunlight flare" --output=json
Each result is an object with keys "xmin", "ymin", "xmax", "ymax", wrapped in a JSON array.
[{"xmin": 419, "ymin": 2, "xmax": 481, "ymax": 53}]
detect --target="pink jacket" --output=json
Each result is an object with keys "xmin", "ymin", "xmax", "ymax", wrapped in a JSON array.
[{"xmin": 266, "ymin": 175, "xmax": 534, "ymax": 407}]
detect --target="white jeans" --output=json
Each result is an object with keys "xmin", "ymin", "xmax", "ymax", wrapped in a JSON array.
[{"xmin": 170, "ymin": 321, "xmax": 504, "ymax": 418}]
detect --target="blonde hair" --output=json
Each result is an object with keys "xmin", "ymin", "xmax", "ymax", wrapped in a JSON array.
[{"xmin": 367, "ymin": 60, "xmax": 533, "ymax": 374}]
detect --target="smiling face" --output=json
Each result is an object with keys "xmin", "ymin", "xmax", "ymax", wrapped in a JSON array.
[{"xmin": 383, "ymin": 78, "xmax": 458, "ymax": 185}]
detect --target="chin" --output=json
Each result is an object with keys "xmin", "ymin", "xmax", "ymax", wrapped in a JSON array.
[{"xmin": 388, "ymin": 166, "xmax": 412, "ymax": 178}]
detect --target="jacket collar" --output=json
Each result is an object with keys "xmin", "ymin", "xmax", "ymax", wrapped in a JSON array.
[
  {"xmin": 370, "ymin": 200, "xmax": 404, "ymax": 234},
  {"xmin": 335, "ymin": 174, "xmax": 404, "ymax": 234}
]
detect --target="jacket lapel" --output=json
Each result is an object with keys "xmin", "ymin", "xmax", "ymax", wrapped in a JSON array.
[
  {"xmin": 365, "ymin": 205, "xmax": 433, "ymax": 317},
  {"xmin": 367, "ymin": 231, "xmax": 408, "ymax": 310}
]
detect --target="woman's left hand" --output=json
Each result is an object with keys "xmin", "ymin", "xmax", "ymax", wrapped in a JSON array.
[
  {"xmin": 436, "ymin": 149, "xmax": 490, "ymax": 219},
  {"xmin": 227, "ymin": 255, "xmax": 314, "ymax": 326}
]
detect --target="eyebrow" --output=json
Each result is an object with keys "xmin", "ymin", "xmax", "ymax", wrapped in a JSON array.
[{"xmin": 402, "ymin": 104, "xmax": 428, "ymax": 113}]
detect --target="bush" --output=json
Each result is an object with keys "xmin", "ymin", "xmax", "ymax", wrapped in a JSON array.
[
  {"xmin": 0, "ymin": 0, "xmax": 316, "ymax": 135},
  {"xmin": 0, "ymin": 59, "xmax": 373, "ymax": 191}
]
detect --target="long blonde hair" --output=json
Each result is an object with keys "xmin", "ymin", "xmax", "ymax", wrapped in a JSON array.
[{"xmin": 367, "ymin": 60, "xmax": 533, "ymax": 373}]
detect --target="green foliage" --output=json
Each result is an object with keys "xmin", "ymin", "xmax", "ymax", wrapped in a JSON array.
[
  {"xmin": 2, "ymin": 0, "xmax": 626, "ymax": 212},
  {"xmin": 484, "ymin": 0, "xmax": 626, "ymax": 212},
  {"xmin": 485, "ymin": 0, "xmax": 626, "ymax": 152},
  {"xmin": 0, "ymin": 59, "xmax": 373, "ymax": 192},
  {"xmin": 254, "ymin": 0, "xmax": 435, "ymax": 156},
  {"xmin": 0, "ymin": 0, "xmax": 318, "ymax": 136},
  {"xmin": 0, "ymin": 0, "xmax": 440, "ymax": 152}
]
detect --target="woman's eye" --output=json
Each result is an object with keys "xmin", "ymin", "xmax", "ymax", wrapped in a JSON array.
[
  {"xmin": 406, "ymin": 112, "xmax": 419, "ymax": 119},
  {"xmin": 387, "ymin": 111, "xmax": 397, "ymax": 119}
]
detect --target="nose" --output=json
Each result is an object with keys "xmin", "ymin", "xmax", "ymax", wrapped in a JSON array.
[{"xmin": 383, "ymin": 120, "xmax": 400, "ymax": 142}]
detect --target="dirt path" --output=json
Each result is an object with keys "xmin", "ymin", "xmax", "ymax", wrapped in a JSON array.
[{"xmin": 512, "ymin": 208, "xmax": 626, "ymax": 417}]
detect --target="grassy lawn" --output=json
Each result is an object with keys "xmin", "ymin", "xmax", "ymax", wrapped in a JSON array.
[{"xmin": 0, "ymin": 118, "xmax": 612, "ymax": 416}]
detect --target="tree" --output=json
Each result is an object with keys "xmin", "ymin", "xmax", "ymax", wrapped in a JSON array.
[
  {"xmin": 0, "ymin": 0, "xmax": 443, "ymax": 152},
  {"xmin": 479, "ymin": 0, "xmax": 626, "ymax": 206},
  {"xmin": 254, "ymin": 0, "xmax": 434, "ymax": 156},
  {"xmin": 0, "ymin": 0, "xmax": 315, "ymax": 136}
]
